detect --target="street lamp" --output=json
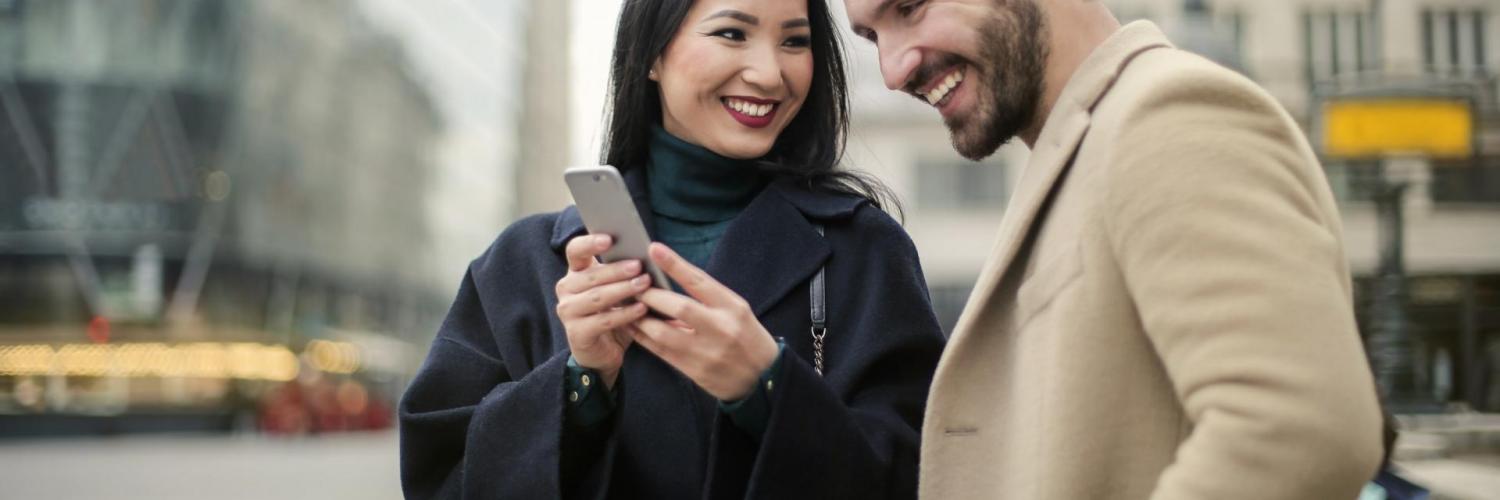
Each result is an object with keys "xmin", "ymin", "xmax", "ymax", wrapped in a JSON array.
[{"xmin": 1318, "ymin": 92, "xmax": 1477, "ymax": 413}]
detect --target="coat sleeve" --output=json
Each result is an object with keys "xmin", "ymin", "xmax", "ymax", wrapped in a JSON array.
[
  {"xmin": 398, "ymin": 231, "xmax": 618, "ymax": 499},
  {"xmin": 704, "ymin": 208, "xmax": 946, "ymax": 500},
  {"xmin": 1103, "ymin": 67, "xmax": 1384, "ymax": 500}
]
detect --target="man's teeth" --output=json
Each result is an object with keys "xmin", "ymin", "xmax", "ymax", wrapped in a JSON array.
[
  {"xmin": 727, "ymin": 99, "xmax": 773, "ymax": 117},
  {"xmin": 925, "ymin": 70, "xmax": 965, "ymax": 105}
]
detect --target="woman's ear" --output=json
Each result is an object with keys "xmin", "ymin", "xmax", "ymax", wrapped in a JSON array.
[{"xmin": 649, "ymin": 58, "xmax": 663, "ymax": 82}]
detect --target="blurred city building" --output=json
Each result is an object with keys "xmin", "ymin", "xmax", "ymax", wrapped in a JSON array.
[
  {"xmin": 0, "ymin": 0, "xmax": 558, "ymax": 438},
  {"xmin": 844, "ymin": 0, "xmax": 1500, "ymax": 411}
]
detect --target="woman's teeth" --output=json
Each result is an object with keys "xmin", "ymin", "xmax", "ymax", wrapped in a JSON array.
[
  {"xmin": 726, "ymin": 98, "xmax": 773, "ymax": 117},
  {"xmin": 925, "ymin": 69, "xmax": 965, "ymax": 105}
]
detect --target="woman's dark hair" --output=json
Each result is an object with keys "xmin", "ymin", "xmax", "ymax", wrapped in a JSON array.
[{"xmin": 599, "ymin": 0, "xmax": 902, "ymax": 217}]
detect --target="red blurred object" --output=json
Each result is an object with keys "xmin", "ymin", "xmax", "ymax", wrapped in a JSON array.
[
  {"xmin": 87, "ymin": 316, "xmax": 110, "ymax": 344},
  {"xmin": 257, "ymin": 378, "xmax": 394, "ymax": 436}
]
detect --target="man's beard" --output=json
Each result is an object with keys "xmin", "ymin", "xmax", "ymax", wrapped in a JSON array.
[{"xmin": 945, "ymin": 0, "xmax": 1049, "ymax": 160}]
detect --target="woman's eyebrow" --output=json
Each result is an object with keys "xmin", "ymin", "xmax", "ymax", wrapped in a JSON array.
[
  {"xmin": 703, "ymin": 9, "xmax": 758, "ymax": 25},
  {"xmin": 782, "ymin": 18, "xmax": 810, "ymax": 29}
]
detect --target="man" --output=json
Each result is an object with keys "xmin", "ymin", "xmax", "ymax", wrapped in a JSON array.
[{"xmin": 843, "ymin": 0, "xmax": 1384, "ymax": 498}]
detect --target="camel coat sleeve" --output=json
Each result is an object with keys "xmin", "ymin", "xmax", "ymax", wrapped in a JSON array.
[{"xmin": 1103, "ymin": 67, "xmax": 1385, "ymax": 500}]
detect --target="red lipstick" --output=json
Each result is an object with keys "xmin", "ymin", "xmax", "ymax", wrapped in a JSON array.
[{"xmin": 722, "ymin": 96, "xmax": 778, "ymax": 129}]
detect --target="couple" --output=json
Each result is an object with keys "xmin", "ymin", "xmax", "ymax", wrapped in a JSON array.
[{"xmin": 399, "ymin": 0, "xmax": 1385, "ymax": 498}]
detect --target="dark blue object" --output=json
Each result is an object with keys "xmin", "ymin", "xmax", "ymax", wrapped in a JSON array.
[
  {"xmin": 398, "ymin": 167, "xmax": 946, "ymax": 499},
  {"xmin": 1374, "ymin": 468, "xmax": 1430, "ymax": 500}
]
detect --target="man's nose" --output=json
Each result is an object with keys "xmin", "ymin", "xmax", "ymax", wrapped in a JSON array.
[{"xmin": 879, "ymin": 41, "xmax": 922, "ymax": 91}]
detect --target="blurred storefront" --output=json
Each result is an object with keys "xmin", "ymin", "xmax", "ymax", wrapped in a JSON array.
[{"xmin": 0, "ymin": 0, "xmax": 536, "ymax": 437}]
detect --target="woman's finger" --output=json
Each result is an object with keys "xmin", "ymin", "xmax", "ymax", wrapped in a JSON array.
[
  {"xmin": 648, "ymin": 243, "xmax": 743, "ymax": 309},
  {"xmin": 564, "ymin": 234, "xmax": 612, "ymax": 272},
  {"xmin": 557, "ymin": 273, "xmax": 652, "ymax": 319},
  {"xmin": 576, "ymin": 303, "xmax": 648, "ymax": 341},
  {"xmin": 558, "ymin": 259, "xmax": 642, "ymax": 296},
  {"xmin": 630, "ymin": 316, "xmax": 692, "ymax": 361},
  {"xmin": 636, "ymin": 288, "xmax": 713, "ymax": 327}
]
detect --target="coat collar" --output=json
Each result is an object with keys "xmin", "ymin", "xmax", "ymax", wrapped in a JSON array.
[
  {"xmin": 550, "ymin": 167, "xmax": 865, "ymax": 316},
  {"xmin": 951, "ymin": 21, "xmax": 1172, "ymax": 336}
]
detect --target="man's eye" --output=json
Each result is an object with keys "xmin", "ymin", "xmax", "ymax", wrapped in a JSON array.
[
  {"xmin": 710, "ymin": 28, "xmax": 746, "ymax": 41},
  {"xmin": 897, "ymin": 0, "xmax": 926, "ymax": 17}
]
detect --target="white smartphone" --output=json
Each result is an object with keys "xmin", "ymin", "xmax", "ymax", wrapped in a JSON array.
[{"xmin": 563, "ymin": 165, "xmax": 672, "ymax": 290}]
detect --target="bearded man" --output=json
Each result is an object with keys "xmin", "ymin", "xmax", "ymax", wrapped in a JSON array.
[{"xmin": 843, "ymin": 1, "xmax": 1385, "ymax": 498}]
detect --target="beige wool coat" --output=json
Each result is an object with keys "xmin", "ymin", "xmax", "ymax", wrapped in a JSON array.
[{"xmin": 918, "ymin": 22, "xmax": 1385, "ymax": 500}]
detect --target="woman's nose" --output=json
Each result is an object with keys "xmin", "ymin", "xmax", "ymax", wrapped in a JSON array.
[{"xmin": 739, "ymin": 46, "xmax": 783, "ymax": 90}]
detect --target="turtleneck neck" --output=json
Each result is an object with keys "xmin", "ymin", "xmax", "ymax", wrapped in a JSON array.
[{"xmin": 646, "ymin": 126, "xmax": 768, "ymax": 223}]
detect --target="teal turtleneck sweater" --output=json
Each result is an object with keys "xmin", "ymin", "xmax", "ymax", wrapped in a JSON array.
[{"xmin": 645, "ymin": 126, "xmax": 769, "ymax": 269}]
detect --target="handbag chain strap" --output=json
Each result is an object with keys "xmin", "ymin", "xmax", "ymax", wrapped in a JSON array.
[{"xmin": 810, "ymin": 224, "xmax": 827, "ymax": 376}]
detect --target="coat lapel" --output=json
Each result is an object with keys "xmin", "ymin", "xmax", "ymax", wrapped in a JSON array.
[
  {"xmin": 948, "ymin": 22, "xmax": 1174, "ymax": 340},
  {"xmin": 705, "ymin": 185, "xmax": 834, "ymax": 317}
]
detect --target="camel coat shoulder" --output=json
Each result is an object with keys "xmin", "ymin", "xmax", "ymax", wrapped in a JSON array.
[{"xmin": 918, "ymin": 21, "xmax": 1384, "ymax": 500}]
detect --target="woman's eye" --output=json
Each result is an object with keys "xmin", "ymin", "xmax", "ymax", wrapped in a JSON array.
[
  {"xmin": 783, "ymin": 35, "xmax": 811, "ymax": 48},
  {"xmin": 710, "ymin": 28, "xmax": 746, "ymax": 42}
]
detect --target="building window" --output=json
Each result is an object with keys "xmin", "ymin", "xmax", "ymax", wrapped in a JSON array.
[
  {"xmin": 1431, "ymin": 160, "xmax": 1500, "ymax": 204},
  {"xmin": 1304, "ymin": 10, "xmax": 1379, "ymax": 88},
  {"xmin": 914, "ymin": 157, "xmax": 1009, "ymax": 210},
  {"xmin": 1423, "ymin": 9, "xmax": 1490, "ymax": 75}
]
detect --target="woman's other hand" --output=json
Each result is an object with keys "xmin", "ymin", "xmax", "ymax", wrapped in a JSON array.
[
  {"xmin": 555, "ymin": 234, "xmax": 652, "ymax": 389},
  {"xmin": 628, "ymin": 243, "xmax": 779, "ymax": 401}
]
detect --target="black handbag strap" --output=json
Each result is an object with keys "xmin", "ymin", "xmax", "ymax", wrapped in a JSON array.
[{"xmin": 811, "ymin": 224, "xmax": 827, "ymax": 376}]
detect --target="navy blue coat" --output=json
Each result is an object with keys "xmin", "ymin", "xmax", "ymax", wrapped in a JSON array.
[{"xmin": 399, "ymin": 169, "xmax": 946, "ymax": 499}]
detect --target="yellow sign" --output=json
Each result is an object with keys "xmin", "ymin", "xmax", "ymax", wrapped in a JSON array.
[{"xmin": 1322, "ymin": 98, "xmax": 1473, "ymax": 159}]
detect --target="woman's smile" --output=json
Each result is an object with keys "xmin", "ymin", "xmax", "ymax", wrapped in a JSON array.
[{"xmin": 722, "ymin": 96, "xmax": 779, "ymax": 128}]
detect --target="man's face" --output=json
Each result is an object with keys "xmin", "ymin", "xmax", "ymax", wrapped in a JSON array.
[{"xmin": 846, "ymin": 0, "xmax": 1049, "ymax": 159}]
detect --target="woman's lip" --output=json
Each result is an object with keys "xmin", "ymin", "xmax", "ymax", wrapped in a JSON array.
[
  {"xmin": 724, "ymin": 95, "xmax": 780, "ymax": 105},
  {"xmin": 723, "ymin": 100, "xmax": 776, "ymax": 128}
]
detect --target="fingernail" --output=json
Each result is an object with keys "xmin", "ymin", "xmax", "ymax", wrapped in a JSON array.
[
  {"xmin": 596, "ymin": 235, "xmax": 610, "ymax": 248},
  {"xmin": 632, "ymin": 275, "xmax": 649, "ymax": 288}
]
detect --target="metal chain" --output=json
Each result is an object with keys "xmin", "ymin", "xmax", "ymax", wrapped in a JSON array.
[{"xmin": 811, "ymin": 327, "xmax": 827, "ymax": 376}]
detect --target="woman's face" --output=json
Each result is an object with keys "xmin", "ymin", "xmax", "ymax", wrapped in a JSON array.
[{"xmin": 652, "ymin": 0, "xmax": 815, "ymax": 159}]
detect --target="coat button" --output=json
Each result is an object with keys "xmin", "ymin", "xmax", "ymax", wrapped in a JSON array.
[
  {"xmin": 569, "ymin": 391, "xmax": 579, "ymax": 402},
  {"xmin": 766, "ymin": 380, "xmax": 774, "ymax": 392},
  {"xmin": 581, "ymin": 374, "xmax": 591, "ymax": 387}
]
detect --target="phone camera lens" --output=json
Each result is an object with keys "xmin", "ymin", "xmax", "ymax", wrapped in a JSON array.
[{"xmin": 593, "ymin": 175, "xmax": 601, "ymax": 182}]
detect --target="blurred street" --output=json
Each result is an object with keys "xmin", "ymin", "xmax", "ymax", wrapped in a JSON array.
[{"xmin": 0, "ymin": 432, "xmax": 401, "ymax": 500}]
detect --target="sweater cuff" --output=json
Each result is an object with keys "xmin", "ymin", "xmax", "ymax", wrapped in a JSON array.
[
  {"xmin": 564, "ymin": 355, "xmax": 616, "ymax": 428},
  {"xmin": 718, "ymin": 338, "xmax": 786, "ymax": 440}
]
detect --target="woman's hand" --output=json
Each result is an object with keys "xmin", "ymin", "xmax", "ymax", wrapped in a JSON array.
[
  {"xmin": 628, "ymin": 243, "xmax": 780, "ymax": 402},
  {"xmin": 555, "ymin": 234, "xmax": 653, "ymax": 389}
]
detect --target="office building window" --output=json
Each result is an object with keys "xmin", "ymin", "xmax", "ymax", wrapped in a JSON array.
[
  {"xmin": 1303, "ymin": 10, "xmax": 1379, "ymax": 88},
  {"xmin": 1423, "ymin": 9, "xmax": 1490, "ymax": 75},
  {"xmin": 914, "ymin": 157, "xmax": 1009, "ymax": 210}
]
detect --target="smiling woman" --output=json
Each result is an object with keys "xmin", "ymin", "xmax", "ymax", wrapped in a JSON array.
[
  {"xmin": 649, "ymin": 1, "xmax": 813, "ymax": 155},
  {"xmin": 397, "ymin": 0, "xmax": 945, "ymax": 498}
]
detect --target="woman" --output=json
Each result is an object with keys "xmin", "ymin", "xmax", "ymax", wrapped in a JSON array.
[{"xmin": 398, "ymin": 0, "xmax": 945, "ymax": 497}]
